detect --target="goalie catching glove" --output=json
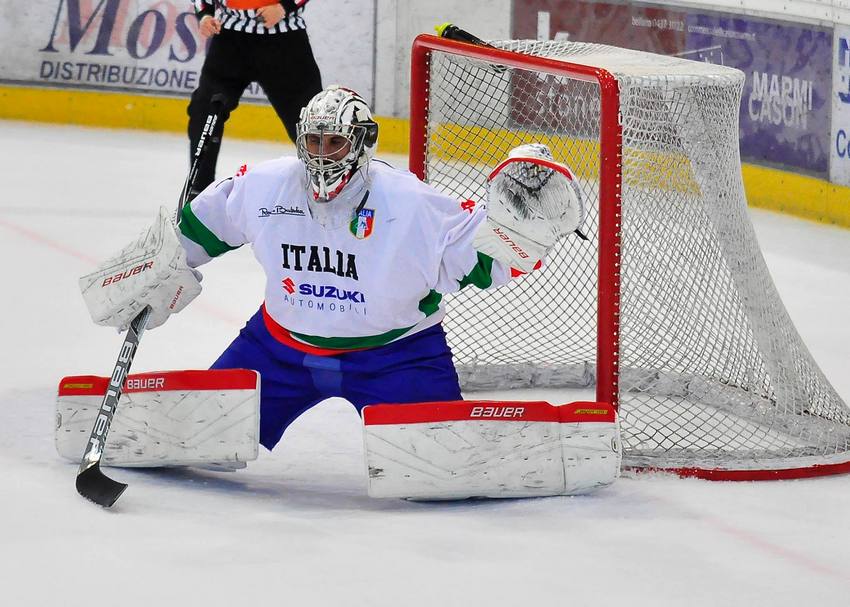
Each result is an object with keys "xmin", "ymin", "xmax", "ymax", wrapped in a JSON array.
[
  {"xmin": 79, "ymin": 206, "xmax": 202, "ymax": 331},
  {"xmin": 474, "ymin": 143, "xmax": 585, "ymax": 272}
]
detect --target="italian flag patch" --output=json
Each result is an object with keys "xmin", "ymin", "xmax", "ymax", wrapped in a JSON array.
[{"xmin": 350, "ymin": 207, "xmax": 375, "ymax": 239}]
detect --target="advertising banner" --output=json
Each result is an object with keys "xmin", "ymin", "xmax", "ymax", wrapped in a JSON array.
[
  {"xmin": 512, "ymin": 0, "xmax": 686, "ymax": 55},
  {"xmin": 687, "ymin": 13, "xmax": 831, "ymax": 176},
  {"xmin": 508, "ymin": 1, "xmax": 687, "ymax": 135},
  {"xmin": 831, "ymin": 25, "xmax": 850, "ymax": 186},
  {"xmin": 0, "ymin": 1, "xmax": 247, "ymax": 98},
  {"xmin": 0, "ymin": 0, "xmax": 374, "ymax": 103},
  {"xmin": 512, "ymin": 0, "xmax": 832, "ymax": 176}
]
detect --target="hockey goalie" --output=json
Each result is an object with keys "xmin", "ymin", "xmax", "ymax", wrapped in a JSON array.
[{"xmin": 59, "ymin": 85, "xmax": 620, "ymax": 500}]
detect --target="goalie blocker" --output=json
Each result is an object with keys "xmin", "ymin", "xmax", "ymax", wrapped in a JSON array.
[{"xmin": 363, "ymin": 400, "xmax": 620, "ymax": 499}]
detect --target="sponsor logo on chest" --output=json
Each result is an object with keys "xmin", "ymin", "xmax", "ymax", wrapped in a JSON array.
[
  {"xmin": 280, "ymin": 276, "xmax": 368, "ymax": 315},
  {"xmin": 259, "ymin": 205, "xmax": 305, "ymax": 217},
  {"xmin": 281, "ymin": 244, "xmax": 358, "ymax": 280},
  {"xmin": 282, "ymin": 277, "xmax": 366, "ymax": 303}
]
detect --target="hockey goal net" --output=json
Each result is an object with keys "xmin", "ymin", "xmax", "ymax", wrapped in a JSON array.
[{"xmin": 409, "ymin": 34, "xmax": 850, "ymax": 479}]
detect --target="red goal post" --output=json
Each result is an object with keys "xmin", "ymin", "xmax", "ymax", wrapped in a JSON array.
[{"xmin": 410, "ymin": 33, "xmax": 623, "ymax": 411}]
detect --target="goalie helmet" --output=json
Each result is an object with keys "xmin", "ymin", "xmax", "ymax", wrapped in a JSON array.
[
  {"xmin": 296, "ymin": 85, "xmax": 379, "ymax": 202},
  {"xmin": 486, "ymin": 143, "xmax": 585, "ymax": 245}
]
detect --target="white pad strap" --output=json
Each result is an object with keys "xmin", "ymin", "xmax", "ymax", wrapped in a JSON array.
[
  {"xmin": 79, "ymin": 206, "xmax": 202, "ymax": 331},
  {"xmin": 56, "ymin": 370, "xmax": 260, "ymax": 468},
  {"xmin": 363, "ymin": 400, "xmax": 620, "ymax": 499}
]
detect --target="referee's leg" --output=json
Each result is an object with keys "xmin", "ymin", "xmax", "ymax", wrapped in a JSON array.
[
  {"xmin": 254, "ymin": 29, "xmax": 323, "ymax": 142},
  {"xmin": 187, "ymin": 30, "xmax": 250, "ymax": 193}
]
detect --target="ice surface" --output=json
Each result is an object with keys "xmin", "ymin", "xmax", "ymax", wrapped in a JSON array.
[{"xmin": 1, "ymin": 120, "xmax": 849, "ymax": 606}]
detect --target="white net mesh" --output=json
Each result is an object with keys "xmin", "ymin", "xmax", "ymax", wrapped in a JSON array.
[{"xmin": 416, "ymin": 38, "xmax": 850, "ymax": 474}]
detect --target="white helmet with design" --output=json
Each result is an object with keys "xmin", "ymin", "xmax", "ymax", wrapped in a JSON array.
[{"xmin": 296, "ymin": 85, "xmax": 378, "ymax": 201}]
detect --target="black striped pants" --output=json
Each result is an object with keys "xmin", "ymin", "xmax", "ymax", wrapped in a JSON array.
[{"xmin": 187, "ymin": 27, "xmax": 322, "ymax": 192}]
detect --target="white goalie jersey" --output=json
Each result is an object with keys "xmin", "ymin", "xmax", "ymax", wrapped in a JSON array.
[{"xmin": 178, "ymin": 158, "xmax": 514, "ymax": 351}]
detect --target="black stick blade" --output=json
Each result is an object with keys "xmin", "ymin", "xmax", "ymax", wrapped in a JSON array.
[{"xmin": 76, "ymin": 464, "xmax": 127, "ymax": 508}]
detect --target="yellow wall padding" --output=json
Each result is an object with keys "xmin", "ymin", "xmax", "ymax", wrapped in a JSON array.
[{"xmin": 2, "ymin": 85, "xmax": 847, "ymax": 228}]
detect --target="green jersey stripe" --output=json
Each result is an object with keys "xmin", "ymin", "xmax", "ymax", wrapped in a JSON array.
[
  {"xmin": 418, "ymin": 289, "xmax": 442, "ymax": 317},
  {"xmin": 288, "ymin": 289, "xmax": 446, "ymax": 349},
  {"xmin": 290, "ymin": 325, "xmax": 413, "ymax": 349},
  {"xmin": 180, "ymin": 204, "xmax": 241, "ymax": 258},
  {"xmin": 458, "ymin": 252, "xmax": 495, "ymax": 289}
]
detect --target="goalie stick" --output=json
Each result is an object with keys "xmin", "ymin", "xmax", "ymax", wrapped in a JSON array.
[
  {"xmin": 435, "ymin": 22, "xmax": 492, "ymax": 48},
  {"xmin": 76, "ymin": 93, "xmax": 228, "ymax": 507},
  {"xmin": 435, "ymin": 22, "xmax": 506, "ymax": 74}
]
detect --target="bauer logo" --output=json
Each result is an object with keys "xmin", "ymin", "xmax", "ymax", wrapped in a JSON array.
[
  {"xmin": 125, "ymin": 377, "xmax": 166, "ymax": 391},
  {"xmin": 102, "ymin": 260, "xmax": 153, "ymax": 286},
  {"xmin": 168, "ymin": 285, "xmax": 184, "ymax": 310},
  {"xmin": 470, "ymin": 406, "xmax": 526, "ymax": 418},
  {"xmin": 493, "ymin": 227, "xmax": 530, "ymax": 259}
]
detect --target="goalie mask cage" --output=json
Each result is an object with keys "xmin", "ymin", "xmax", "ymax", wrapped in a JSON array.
[{"xmin": 409, "ymin": 34, "xmax": 850, "ymax": 480}]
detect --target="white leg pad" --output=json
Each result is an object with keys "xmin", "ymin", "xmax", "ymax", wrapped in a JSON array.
[
  {"xmin": 56, "ymin": 369, "xmax": 260, "ymax": 468},
  {"xmin": 363, "ymin": 401, "xmax": 621, "ymax": 499}
]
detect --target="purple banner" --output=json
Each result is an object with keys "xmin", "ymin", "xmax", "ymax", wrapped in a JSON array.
[
  {"xmin": 512, "ymin": 1, "xmax": 832, "ymax": 176},
  {"xmin": 686, "ymin": 14, "xmax": 831, "ymax": 176},
  {"xmin": 512, "ymin": 0, "xmax": 686, "ymax": 54}
]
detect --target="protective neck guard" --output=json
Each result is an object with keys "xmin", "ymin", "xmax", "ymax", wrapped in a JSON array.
[{"xmin": 306, "ymin": 167, "xmax": 369, "ymax": 229}]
